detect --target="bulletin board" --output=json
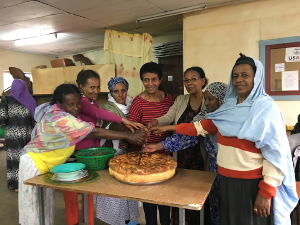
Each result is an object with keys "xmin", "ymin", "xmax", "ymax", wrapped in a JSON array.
[{"xmin": 265, "ymin": 42, "xmax": 300, "ymax": 96}]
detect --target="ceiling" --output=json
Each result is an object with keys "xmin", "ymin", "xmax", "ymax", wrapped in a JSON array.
[{"xmin": 0, "ymin": 0, "xmax": 254, "ymax": 57}]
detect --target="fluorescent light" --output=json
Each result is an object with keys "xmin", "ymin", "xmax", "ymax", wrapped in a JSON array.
[
  {"xmin": 14, "ymin": 33, "xmax": 65, "ymax": 46},
  {"xmin": 136, "ymin": 3, "xmax": 207, "ymax": 22},
  {"xmin": 1, "ymin": 28, "xmax": 55, "ymax": 41}
]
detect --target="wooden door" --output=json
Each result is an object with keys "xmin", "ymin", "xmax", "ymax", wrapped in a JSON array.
[{"xmin": 159, "ymin": 55, "xmax": 184, "ymax": 100}]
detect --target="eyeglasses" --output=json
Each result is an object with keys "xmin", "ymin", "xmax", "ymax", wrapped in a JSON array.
[{"xmin": 183, "ymin": 77, "xmax": 202, "ymax": 83}]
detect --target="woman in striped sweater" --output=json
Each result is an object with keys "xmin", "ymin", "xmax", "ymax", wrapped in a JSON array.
[
  {"xmin": 128, "ymin": 62, "xmax": 173, "ymax": 225},
  {"xmin": 150, "ymin": 54, "xmax": 298, "ymax": 225}
]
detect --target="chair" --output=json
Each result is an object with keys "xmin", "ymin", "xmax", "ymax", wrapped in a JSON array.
[{"xmin": 50, "ymin": 58, "xmax": 75, "ymax": 68}]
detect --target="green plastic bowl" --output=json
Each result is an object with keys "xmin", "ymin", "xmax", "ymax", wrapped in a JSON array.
[{"xmin": 74, "ymin": 147, "xmax": 116, "ymax": 170}]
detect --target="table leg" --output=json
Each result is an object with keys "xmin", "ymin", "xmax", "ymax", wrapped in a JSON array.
[
  {"xmin": 179, "ymin": 208, "xmax": 185, "ymax": 225},
  {"xmin": 38, "ymin": 187, "xmax": 45, "ymax": 225},
  {"xmin": 83, "ymin": 193, "xmax": 89, "ymax": 225},
  {"xmin": 200, "ymin": 207, "xmax": 204, "ymax": 225}
]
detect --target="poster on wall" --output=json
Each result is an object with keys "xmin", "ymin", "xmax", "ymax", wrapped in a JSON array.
[
  {"xmin": 282, "ymin": 71, "xmax": 299, "ymax": 91},
  {"xmin": 285, "ymin": 47, "xmax": 300, "ymax": 62}
]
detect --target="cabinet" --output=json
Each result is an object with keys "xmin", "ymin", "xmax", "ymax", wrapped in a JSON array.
[{"xmin": 31, "ymin": 64, "xmax": 115, "ymax": 95}]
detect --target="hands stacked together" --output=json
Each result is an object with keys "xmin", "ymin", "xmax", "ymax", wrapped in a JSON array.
[{"xmin": 116, "ymin": 118, "xmax": 171, "ymax": 152}]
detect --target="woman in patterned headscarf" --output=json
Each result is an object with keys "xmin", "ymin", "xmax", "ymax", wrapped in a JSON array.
[
  {"xmin": 144, "ymin": 82, "xmax": 228, "ymax": 225},
  {"xmin": 95, "ymin": 77, "xmax": 140, "ymax": 225}
]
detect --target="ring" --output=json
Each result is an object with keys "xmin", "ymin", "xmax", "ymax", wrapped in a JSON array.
[{"xmin": 254, "ymin": 208, "xmax": 258, "ymax": 212}]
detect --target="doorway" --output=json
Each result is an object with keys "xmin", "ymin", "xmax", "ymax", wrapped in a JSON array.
[{"xmin": 159, "ymin": 55, "xmax": 184, "ymax": 100}]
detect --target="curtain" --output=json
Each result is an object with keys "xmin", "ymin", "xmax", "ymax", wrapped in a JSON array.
[{"xmin": 104, "ymin": 29, "xmax": 153, "ymax": 98}]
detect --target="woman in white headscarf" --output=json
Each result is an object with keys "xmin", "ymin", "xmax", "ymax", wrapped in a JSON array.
[
  {"xmin": 150, "ymin": 53, "xmax": 298, "ymax": 225},
  {"xmin": 95, "ymin": 77, "xmax": 140, "ymax": 225}
]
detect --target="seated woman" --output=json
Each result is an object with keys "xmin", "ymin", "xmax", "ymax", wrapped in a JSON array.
[
  {"xmin": 63, "ymin": 70, "xmax": 144, "ymax": 225},
  {"xmin": 18, "ymin": 83, "xmax": 147, "ymax": 225},
  {"xmin": 144, "ymin": 82, "xmax": 227, "ymax": 225},
  {"xmin": 145, "ymin": 66, "xmax": 208, "ymax": 225},
  {"xmin": 128, "ymin": 62, "xmax": 173, "ymax": 225},
  {"xmin": 150, "ymin": 54, "xmax": 298, "ymax": 225},
  {"xmin": 94, "ymin": 77, "xmax": 139, "ymax": 225}
]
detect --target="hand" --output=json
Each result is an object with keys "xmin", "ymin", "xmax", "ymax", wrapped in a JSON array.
[
  {"xmin": 150, "ymin": 125, "xmax": 174, "ymax": 135},
  {"xmin": 146, "ymin": 119, "xmax": 158, "ymax": 130},
  {"xmin": 102, "ymin": 140, "xmax": 113, "ymax": 148},
  {"xmin": 121, "ymin": 118, "xmax": 145, "ymax": 133},
  {"xmin": 118, "ymin": 139, "xmax": 129, "ymax": 150},
  {"xmin": 143, "ymin": 143, "xmax": 164, "ymax": 152},
  {"xmin": 254, "ymin": 194, "xmax": 271, "ymax": 217},
  {"xmin": 126, "ymin": 129, "xmax": 148, "ymax": 145}
]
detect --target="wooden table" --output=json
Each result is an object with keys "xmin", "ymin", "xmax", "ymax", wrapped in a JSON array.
[{"xmin": 24, "ymin": 168, "xmax": 217, "ymax": 225}]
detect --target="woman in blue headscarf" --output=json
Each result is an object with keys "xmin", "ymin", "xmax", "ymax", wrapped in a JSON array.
[
  {"xmin": 0, "ymin": 79, "xmax": 36, "ymax": 192},
  {"xmin": 150, "ymin": 54, "xmax": 298, "ymax": 225},
  {"xmin": 95, "ymin": 77, "xmax": 140, "ymax": 225}
]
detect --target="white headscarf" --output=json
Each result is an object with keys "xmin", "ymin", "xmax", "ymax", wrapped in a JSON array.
[{"xmin": 108, "ymin": 93, "xmax": 132, "ymax": 117}]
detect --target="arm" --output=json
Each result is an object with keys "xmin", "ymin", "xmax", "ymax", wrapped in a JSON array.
[
  {"xmin": 156, "ymin": 95, "xmax": 181, "ymax": 125},
  {"xmin": 128, "ymin": 98, "xmax": 142, "ymax": 123},
  {"xmin": 87, "ymin": 128, "xmax": 148, "ymax": 145},
  {"xmin": 80, "ymin": 97, "xmax": 122, "ymax": 124},
  {"xmin": 176, "ymin": 119, "xmax": 217, "ymax": 136},
  {"xmin": 161, "ymin": 133, "xmax": 201, "ymax": 152},
  {"xmin": 254, "ymin": 160, "xmax": 284, "ymax": 217}
]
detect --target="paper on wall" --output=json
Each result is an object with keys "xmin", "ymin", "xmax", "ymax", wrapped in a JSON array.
[
  {"xmin": 275, "ymin": 63, "xmax": 285, "ymax": 72},
  {"xmin": 285, "ymin": 47, "xmax": 300, "ymax": 62},
  {"xmin": 282, "ymin": 71, "xmax": 299, "ymax": 91}
]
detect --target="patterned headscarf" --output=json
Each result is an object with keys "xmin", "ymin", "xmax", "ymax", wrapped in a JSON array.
[
  {"xmin": 205, "ymin": 82, "xmax": 227, "ymax": 106},
  {"xmin": 191, "ymin": 82, "xmax": 227, "ymax": 122},
  {"xmin": 108, "ymin": 77, "xmax": 129, "ymax": 95}
]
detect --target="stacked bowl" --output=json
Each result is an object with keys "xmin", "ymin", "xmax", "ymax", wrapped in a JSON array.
[{"xmin": 50, "ymin": 163, "xmax": 88, "ymax": 182}]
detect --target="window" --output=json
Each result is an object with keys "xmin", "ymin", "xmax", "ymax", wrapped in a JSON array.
[{"xmin": 3, "ymin": 71, "xmax": 32, "ymax": 91}]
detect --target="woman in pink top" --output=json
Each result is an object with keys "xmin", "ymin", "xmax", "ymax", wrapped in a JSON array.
[{"xmin": 63, "ymin": 70, "xmax": 145, "ymax": 225}]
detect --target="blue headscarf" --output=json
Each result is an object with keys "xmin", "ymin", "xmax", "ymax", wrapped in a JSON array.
[
  {"xmin": 206, "ymin": 56, "xmax": 298, "ymax": 224},
  {"xmin": 108, "ymin": 77, "xmax": 129, "ymax": 95}
]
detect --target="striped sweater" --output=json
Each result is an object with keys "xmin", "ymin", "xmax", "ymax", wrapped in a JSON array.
[
  {"xmin": 176, "ymin": 119, "xmax": 284, "ymax": 199},
  {"xmin": 128, "ymin": 93, "xmax": 173, "ymax": 153}
]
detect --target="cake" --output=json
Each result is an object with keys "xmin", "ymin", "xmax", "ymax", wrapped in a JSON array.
[{"xmin": 109, "ymin": 152, "xmax": 177, "ymax": 183}]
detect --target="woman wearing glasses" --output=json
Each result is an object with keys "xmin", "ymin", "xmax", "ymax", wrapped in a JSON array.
[{"xmin": 146, "ymin": 66, "xmax": 209, "ymax": 225}]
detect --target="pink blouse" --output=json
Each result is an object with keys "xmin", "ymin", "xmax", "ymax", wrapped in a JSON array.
[{"xmin": 75, "ymin": 97, "xmax": 122, "ymax": 151}]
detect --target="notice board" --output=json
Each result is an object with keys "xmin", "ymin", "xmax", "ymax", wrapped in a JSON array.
[{"xmin": 265, "ymin": 42, "xmax": 300, "ymax": 96}]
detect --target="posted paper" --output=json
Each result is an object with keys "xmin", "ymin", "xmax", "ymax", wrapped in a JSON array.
[
  {"xmin": 275, "ymin": 63, "xmax": 285, "ymax": 72},
  {"xmin": 282, "ymin": 71, "xmax": 299, "ymax": 91}
]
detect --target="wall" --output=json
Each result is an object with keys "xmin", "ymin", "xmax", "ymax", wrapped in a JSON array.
[
  {"xmin": 0, "ymin": 48, "xmax": 55, "ymax": 93},
  {"xmin": 183, "ymin": 0, "xmax": 300, "ymax": 125}
]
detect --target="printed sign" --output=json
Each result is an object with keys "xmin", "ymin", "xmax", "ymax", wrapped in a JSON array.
[{"xmin": 285, "ymin": 47, "xmax": 300, "ymax": 62}]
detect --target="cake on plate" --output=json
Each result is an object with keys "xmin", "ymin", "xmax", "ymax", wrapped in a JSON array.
[{"xmin": 109, "ymin": 152, "xmax": 177, "ymax": 183}]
